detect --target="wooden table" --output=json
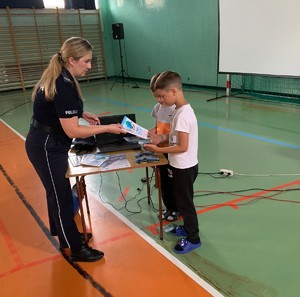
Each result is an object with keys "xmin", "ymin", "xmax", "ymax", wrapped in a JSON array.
[{"xmin": 66, "ymin": 150, "xmax": 168, "ymax": 240}]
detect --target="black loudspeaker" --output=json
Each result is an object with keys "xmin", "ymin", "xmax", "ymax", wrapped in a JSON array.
[{"xmin": 112, "ymin": 23, "xmax": 124, "ymax": 40}]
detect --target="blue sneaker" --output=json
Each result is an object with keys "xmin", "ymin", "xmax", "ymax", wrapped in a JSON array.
[
  {"xmin": 170, "ymin": 225, "xmax": 187, "ymax": 236},
  {"xmin": 174, "ymin": 238, "xmax": 201, "ymax": 254}
]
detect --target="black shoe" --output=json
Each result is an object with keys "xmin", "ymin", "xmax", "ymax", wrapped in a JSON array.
[
  {"xmin": 69, "ymin": 244, "xmax": 104, "ymax": 262},
  {"xmin": 80, "ymin": 232, "xmax": 93, "ymax": 243},
  {"xmin": 59, "ymin": 233, "xmax": 92, "ymax": 255}
]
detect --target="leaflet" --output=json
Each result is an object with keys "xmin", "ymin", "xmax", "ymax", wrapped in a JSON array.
[
  {"xmin": 100, "ymin": 153, "xmax": 130, "ymax": 171},
  {"xmin": 121, "ymin": 116, "xmax": 148, "ymax": 139},
  {"xmin": 80, "ymin": 153, "xmax": 109, "ymax": 167},
  {"xmin": 69, "ymin": 155, "xmax": 82, "ymax": 167}
]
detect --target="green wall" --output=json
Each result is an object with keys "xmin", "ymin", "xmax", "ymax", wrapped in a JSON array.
[{"xmin": 98, "ymin": 0, "xmax": 225, "ymax": 88}]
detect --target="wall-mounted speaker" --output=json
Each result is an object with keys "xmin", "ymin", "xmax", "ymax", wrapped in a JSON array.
[{"xmin": 112, "ymin": 23, "xmax": 124, "ymax": 40}]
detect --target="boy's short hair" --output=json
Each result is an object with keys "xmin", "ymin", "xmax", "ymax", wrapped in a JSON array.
[
  {"xmin": 150, "ymin": 71, "xmax": 182, "ymax": 92},
  {"xmin": 150, "ymin": 73, "xmax": 161, "ymax": 92}
]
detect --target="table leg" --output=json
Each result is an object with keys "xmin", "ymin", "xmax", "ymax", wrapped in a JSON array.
[
  {"xmin": 146, "ymin": 167, "xmax": 150, "ymax": 204},
  {"xmin": 81, "ymin": 176, "xmax": 90, "ymax": 215},
  {"xmin": 76, "ymin": 176, "xmax": 88, "ymax": 242},
  {"xmin": 154, "ymin": 166, "xmax": 163, "ymax": 240}
]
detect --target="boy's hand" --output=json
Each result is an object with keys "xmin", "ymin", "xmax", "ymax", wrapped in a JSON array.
[
  {"xmin": 143, "ymin": 144, "xmax": 159, "ymax": 152},
  {"xmin": 149, "ymin": 133, "xmax": 163, "ymax": 145}
]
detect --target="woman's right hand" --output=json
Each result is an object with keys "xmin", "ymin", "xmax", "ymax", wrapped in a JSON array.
[{"xmin": 107, "ymin": 123, "xmax": 126, "ymax": 134}]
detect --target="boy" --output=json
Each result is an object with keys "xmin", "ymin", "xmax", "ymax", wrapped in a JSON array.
[
  {"xmin": 144, "ymin": 71, "xmax": 201, "ymax": 254},
  {"xmin": 148, "ymin": 73, "xmax": 179, "ymax": 222}
]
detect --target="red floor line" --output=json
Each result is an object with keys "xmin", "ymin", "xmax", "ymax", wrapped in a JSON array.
[
  {"xmin": 196, "ymin": 179, "xmax": 300, "ymax": 215},
  {"xmin": 145, "ymin": 179, "xmax": 300, "ymax": 235},
  {"xmin": 0, "ymin": 217, "xmax": 23, "ymax": 267},
  {"xmin": 0, "ymin": 254, "xmax": 62, "ymax": 279},
  {"xmin": 0, "ymin": 121, "xmax": 215, "ymax": 297},
  {"xmin": 118, "ymin": 186, "xmax": 129, "ymax": 202},
  {"xmin": 97, "ymin": 231, "xmax": 133, "ymax": 245}
]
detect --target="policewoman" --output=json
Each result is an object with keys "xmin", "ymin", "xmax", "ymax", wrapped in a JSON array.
[{"xmin": 25, "ymin": 37, "xmax": 125, "ymax": 262}]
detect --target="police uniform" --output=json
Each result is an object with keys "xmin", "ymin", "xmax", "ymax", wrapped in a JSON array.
[{"xmin": 25, "ymin": 68, "xmax": 83, "ymax": 251}]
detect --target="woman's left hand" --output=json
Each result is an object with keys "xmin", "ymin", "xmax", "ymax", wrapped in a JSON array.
[{"xmin": 82, "ymin": 111, "xmax": 100, "ymax": 125}]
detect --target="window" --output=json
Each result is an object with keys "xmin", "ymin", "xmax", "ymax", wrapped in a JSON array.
[
  {"xmin": 43, "ymin": 0, "xmax": 97, "ymax": 9},
  {"xmin": 43, "ymin": 0, "xmax": 64, "ymax": 8}
]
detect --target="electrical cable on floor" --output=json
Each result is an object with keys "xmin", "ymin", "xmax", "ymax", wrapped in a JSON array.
[
  {"xmin": 194, "ymin": 187, "xmax": 300, "ymax": 196},
  {"xmin": 95, "ymin": 173, "xmax": 127, "ymax": 211},
  {"xmin": 93, "ymin": 174, "xmax": 128, "ymax": 212},
  {"xmin": 198, "ymin": 170, "xmax": 300, "ymax": 177},
  {"xmin": 116, "ymin": 169, "xmax": 160, "ymax": 213},
  {"xmin": 194, "ymin": 169, "xmax": 300, "ymax": 207},
  {"xmin": 95, "ymin": 169, "xmax": 159, "ymax": 214},
  {"xmin": 144, "ymin": 183, "xmax": 160, "ymax": 212},
  {"xmin": 198, "ymin": 171, "xmax": 232, "ymax": 178},
  {"xmin": 115, "ymin": 171, "xmax": 145, "ymax": 214},
  {"xmin": 91, "ymin": 166, "xmax": 300, "ymax": 213},
  {"xmin": 193, "ymin": 188, "xmax": 300, "ymax": 208},
  {"xmin": 234, "ymin": 172, "xmax": 300, "ymax": 177}
]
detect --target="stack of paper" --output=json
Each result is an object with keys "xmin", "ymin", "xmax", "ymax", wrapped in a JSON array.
[
  {"xmin": 80, "ymin": 153, "xmax": 109, "ymax": 167},
  {"xmin": 100, "ymin": 153, "xmax": 130, "ymax": 170}
]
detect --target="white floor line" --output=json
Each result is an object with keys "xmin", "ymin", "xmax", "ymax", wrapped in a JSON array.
[
  {"xmin": 1, "ymin": 119, "xmax": 26, "ymax": 141},
  {"xmin": 2, "ymin": 119, "xmax": 222, "ymax": 297},
  {"xmin": 92, "ymin": 190, "xmax": 224, "ymax": 297}
]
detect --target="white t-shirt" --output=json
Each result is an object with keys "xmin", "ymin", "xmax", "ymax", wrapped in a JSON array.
[{"xmin": 168, "ymin": 104, "xmax": 198, "ymax": 169}]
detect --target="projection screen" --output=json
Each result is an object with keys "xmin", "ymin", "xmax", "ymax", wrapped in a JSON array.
[{"xmin": 218, "ymin": 0, "xmax": 300, "ymax": 77}]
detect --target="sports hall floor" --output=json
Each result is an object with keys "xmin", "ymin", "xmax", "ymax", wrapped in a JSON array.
[{"xmin": 1, "ymin": 79, "xmax": 300, "ymax": 297}]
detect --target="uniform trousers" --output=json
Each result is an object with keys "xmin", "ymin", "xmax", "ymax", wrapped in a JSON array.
[{"xmin": 25, "ymin": 126, "xmax": 81, "ymax": 251}]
